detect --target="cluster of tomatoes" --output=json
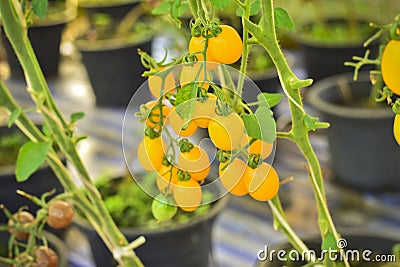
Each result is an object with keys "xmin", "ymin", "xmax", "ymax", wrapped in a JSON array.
[
  {"xmin": 4, "ymin": 200, "xmax": 74, "ymax": 267},
  {"xmin": 381, "ymin": 39, "xmax": 400, "ymax": 145},
  {"xmin": 137, "ymin": 24, "xmax": 280, "ymax": 220}
]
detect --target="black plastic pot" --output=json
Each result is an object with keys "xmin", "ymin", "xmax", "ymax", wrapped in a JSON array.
[
  {"xmin": 74, "ymin": 195, "xmax": 228, "ymax": 267},
  {"xmin": 0, "ymin": 126, "xmax": 64, "ymax": 223},
  {"xmin": 1, "ymin": 23, "xmax": 65, "ymax": 79},
  {"xmin": 0, "ymin": 230, "xmax": 69, "ymax": 267},
  {"xmin": 75, "ymin": 37, "xmax": 152, "ymax": 107},
  {"xmin": 307, "ymin": 72, "xmax": 400, "ymax": 190},
  {"xmin": 1, "ymin": 3, "xmax": 74, "ymax": 79},
  {"xmin": 295, "ymin": 19, "xmax": 379, "ymax": 81},
  {"xmin": 258, "ymin": 230, "xmax": 400, "ymax": 266}
]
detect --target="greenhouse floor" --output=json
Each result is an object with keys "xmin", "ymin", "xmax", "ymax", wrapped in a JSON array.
[{"xmin": 5, "ymin": 49, "xmax": 400, "ymax": 267}]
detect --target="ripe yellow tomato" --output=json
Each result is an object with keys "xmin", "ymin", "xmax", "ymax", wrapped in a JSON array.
[
  {"xmin": 394, "ymin": 114, "xmax": 400, "ymax": 145},
  {"xmin": 240, "ymin": 135, "xmax": 273, "ymax": 159},
  {"xmin": 148, "ymin": 67, "xmax": 176, "ymax": 99},
  {"xmin": 208, "ymin": 112, "xmax": 244, "ymax": 150},
  {"xmin": 381, "ymin": 40, "xmax": 400, "ymax": 95},
  {"xmin": 208, "ymin": 25, "xmax": 243, "ymax": 64},
  {"xmin": 156, "ymin": 164, "xmax": 179, "ymax": 194},
  {"xmin": 178, "ymin": 145, "xmax": 210, "ymax": 173},
  {"xmin": 137, "ymin": 136, "xmax": 166, "ymax": 171},
  {"xmin": 167, "ymin": 107, "xmax": 197, "ymax": 137},
  {"xmin": 189, "ymin": 36, "xmax": 214, "ymax": 62},
  {"xmin": 173, "ymin": 179, "xmax": 202, "ymax": 212},
  {"xmin": 219, "ymin": 158, "xmax": 247, "ymax": 196},
  {"xmin": 142, "ymin": 100, "xmax": 171, "ymax": 129},
  {"xmin": 192, "ymin": 94, "xmax": 217, "ymax": 128},
  {"xmin": 180, "ymin": 63, "xmax": 210, "ymax": 89},
  {"xmin": 243, "ymin": 163, "xmax": 280, "ymax": 201}
]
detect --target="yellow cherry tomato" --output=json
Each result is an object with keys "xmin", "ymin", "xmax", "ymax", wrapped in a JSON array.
[
  {"xmin": 180, "ymin": 63, "xmax": 210, "ymax": 89},
  {"xmin": 240, "ymin": 135, "xmax": 273, "ymax": 159},
  {"xmin": 243, "ymin": 163, "xmax": 280, "ymax": 201},
  {"xmin": 137, "ymin": 136, "xmax": 166, "ymax": 171},
  {"xmin": 394, "ymin": 114, "xmax": 400, "ymax": 145},
  {"xmin": 208, "ymin": 25, "xmax": 243, "ymax": 64},
  {"xmin": 167, "ymin": 107, "xmax": 198, "ymax": 137},
  {"xmin": 148, "ymin": 67, "xmax": 176, "ymax": 99},
  {"xmin": 173, "ymin": 179, "xmax": 202, "ymax": 212},
  {"xmin": 208, "ymin": 112, "xmax": 244, "ymax": 150},
  {"xmin": 219, "ymin": 158, "xmax": 248, "ymax": 196},
  {"xmin": 178, "ymin": 145, "xmax": 210, "ymax": 173},
  {"xmin": 192, "ymin": 94, "xmax": 217, "ymax": 128},
  {"xmin": 156, "ymin": 164, "xmax": 179, "ymax": 194},
  {"xmin": 381, "ymin": 40, "xmax": 400, "ymax": 95}
]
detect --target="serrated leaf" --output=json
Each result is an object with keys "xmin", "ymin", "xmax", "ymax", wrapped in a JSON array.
[
  {"xmin": 304, "ymin": 114, "xmax": 319, "ymax": 131},
  {"xmin": 210, "ymin": 0, "xmax": 229, "ymax": 10},
  {"xmin": 236, "ymin": 0, "xmax": 260, "ymax": 16},
  {"xmin": 8, "ymin": 109, "xmax": 22, "ymax": 128},
  {"xmin": 175, "ymin": 83, "xmax": 197, "ymax": 122},
  {"xmin": 255, "ymin": 107, "xmax": 276, "ymax": 143},
  {"xmin": 16, "ymin": 141, "xmax": 52, "ymax": 182},
  {"xmin": 70, "ymin": 112, "xmax": 85, "ymax": 124},
  {"xmin": 258, "ymin": 93, "xmax": 283, "ymax": 108},
  {"xmin": 274, "ymin": 7, "xmax": 294, "ymax": 30},
  {"xmin": 152, "ymin": 0, "xmax": 171, "ymax": 15},
  {"xmin": 243, "ymin": 114, "xmax": 261, "ymax": 140},
  {"xmin": 32, "ymin": 0, "xmax": 48, "ymax": 19}
]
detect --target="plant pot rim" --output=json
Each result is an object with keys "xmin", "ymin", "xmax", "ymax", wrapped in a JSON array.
[
  {"xmin": 307, "ymin": 72, "xmax": 394, "ymax": 119},
  {"xmin": 0, "ymin": 230, "xmax": 69, "ymax": 267},
  {"xmin": 31, "ymin": 3, "xmax": 77, "ymax": 27},
  {"xmin": 74, "ymin": 34, "xmax": 153, "ymax": 51},
  {"xmin": 74, "ymin": 194, "xmax": 229, "ymax": 235},
  {"xmin": 78, "ymin": 0, "xmax": 140, "ymax": 8},
  {"xmin": 292, "ymin": 17, "xmax": 373, "ymax": 48}
]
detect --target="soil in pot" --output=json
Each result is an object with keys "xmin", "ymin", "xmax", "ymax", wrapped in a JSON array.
[
  {"xmin": 295, "ymin": 19, "xmax": 379, "ymax": 81},
  {"xmin": 258, "ymin": 230, "xmax": 400, "ymax": 267},
  {"xmin": 0, "ymin": 126, "xmax": 64, "ymax": 223},
  {"xmin": 307, "ymin": 72, "xmax": 400, "ymax": 190},
  {"xmin": 1, "ymin": 1, "xmax": 74, "ymax": 79},
  {"xmin": 0, "ymin": 230, "xmax": 69, "ymax": 267},
  {"xmin": 75, "ymin": 172, "xmax": 228, "ymax": 267}
]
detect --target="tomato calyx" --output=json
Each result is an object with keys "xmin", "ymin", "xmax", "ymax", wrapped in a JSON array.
[
  {"xmin": 190, "ymin": 20, "xmax": 221, "ymax": 39},
  {"xmin": 177, "ymin": 169, "xmax": 191, "ymax": 181},
  {"xmin": 393, "ymin": 99, "xmax": 400, "ymax": 114},
  {"xmin": 178, "ymin": 138, "xmax": 194, "ymax": 153},
  {"xmin": 247, "ymin": 154, "xmax": 262, "ymax": 169}
]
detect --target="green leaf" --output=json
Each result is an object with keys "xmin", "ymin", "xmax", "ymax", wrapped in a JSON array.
[
  {"xmin": 32, "ymin": 0, "xmax": 48, "ymax": 19},
  {"xmin": 42, "ymin": 122, "xmax": 52, "ymax": 137},
  {"xmin": 321, "ymin": 232, "xmax": 338, "ymax": 251},
  {"xmin": 237, "ymin": 0, "xmax": 261, "ymax": 16},
  {"xmin": 8, "ymin": 109, "xmax": 22, "ymax": 128},
  {"xmin": 258, "ymin": 93, "xmax": 283, "ymax": 108},
  {"xmin": 152, "ymin": 0, "xmax": 171, "ymax": 15},
  {"xmin": 175, "ymin": 83, "xmax": 197, "ymax": 123},
  {"xmin": 243, "ymin": 114, "xmax": 261, "ymax": 140},
  {"xmin": 304, "ymin": 114, "xmax": 319, "ymax": 131},
  {"xmin": 274, "ymin": 7, "xmax": 294, "ymax": 30},
  {"xmin": 255, "ymin": 107, "xmax": 276, "ymax": 143},
  {"xmin": 16, "ymin": 141, "xmax": 52, "ymax": 182},
  {"xmin": 210, "ymin": 0, "xmax": 229, "ymax": 10},
  {"xmin": 70, "ymin": 112, "xmax": 85, "ymax": 124}
]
